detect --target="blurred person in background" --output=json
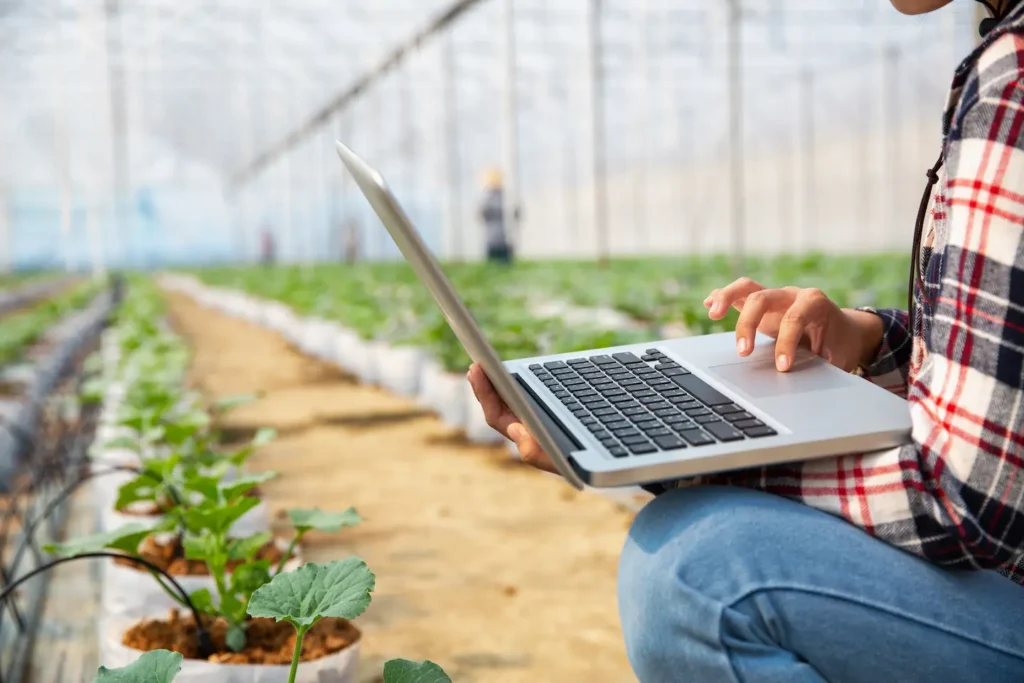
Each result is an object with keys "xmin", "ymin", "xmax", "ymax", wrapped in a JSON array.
[
  {"xmin": 478, "ymin": 168, "xmax": 518, "ymax": 265},
  {"xmin": 259, "ymin": 228, "xmax": 275, "ymax": 267},
  {"xmin": 469, "ymin": 0, "xmax": 1024, "ymax": 680}
]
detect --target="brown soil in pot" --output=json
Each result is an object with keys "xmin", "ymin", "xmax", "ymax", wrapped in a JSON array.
[
  {"xmin": 124, "ymin": 610, "xmax": 360, "ymax": 664},
  {"xmin": 115, "ymin": 534, "xmax": 288, "ymax": 576}
]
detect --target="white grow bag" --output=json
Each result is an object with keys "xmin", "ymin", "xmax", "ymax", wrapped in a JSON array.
[
  {"xmin": 100, "ymin": 618, "xmax": 360, "ymax": 683},
  {"xmin": 375, "ymin": 345, "xmax": 424, "ymax": 398},
  {"xmin": 100, "ymin": 542, "xmax": 300, "ymax": 618},
  {"xmin": 417, "ymin": 362, "xmax": 466, "ymax": 429}
]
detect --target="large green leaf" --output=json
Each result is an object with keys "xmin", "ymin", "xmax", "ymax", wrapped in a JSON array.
[
  {"xmin": 114, "ymin": 473, "xmax": 162, "ymax": 511},
  {"xmin": 382, "ymin": 660, "xmax": 452, "ymax": 683},
  {"xmin": 226, "ymin": 532, "xmax": 272, "ymax": 561},
  {"xmin": 94, "ymin": 649, "xmax": 183, "ymax": 683},
  {"xmin": 45, "ymin": 523, "xmax": 153, "ymax": 558},
  {"xmin": 184, "ymin": 496, "xmax": 260, "ymax": 535},
  {"xmin": 246, "ymin": 559, "xmax": 375, "ymax": 626},
  {"xmin": 287, "ymin": 507, "xmax": 361, "ymax": 533}
]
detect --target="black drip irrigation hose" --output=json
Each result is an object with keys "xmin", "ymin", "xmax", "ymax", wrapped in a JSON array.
[{"xmin": 0, "ymin": 551, "xmax": 213, "ymax": 659}]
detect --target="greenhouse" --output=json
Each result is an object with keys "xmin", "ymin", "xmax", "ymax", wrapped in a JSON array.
[{"xmin": 1, "ymin": 0, "xmax": 1022, "ymax": 681}]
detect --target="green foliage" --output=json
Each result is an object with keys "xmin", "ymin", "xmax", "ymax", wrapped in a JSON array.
[
  {"xmin": 93, "ymin": 649, "xmax": 183, "ymax": 683},
  {"xmin": 45, "ymin": 523, "xmax": 158, "ymax": 558},
  {"xmin": 382, "ymin": 660, "xmax": 453, "ymax": 683},
  {"xmin": 0, "ymin": 281, "xmax": 103, "ymax": 366},
  {"xmin": 247, "ymin": 559, "xmax": 376, "ymax": 627},
  {"xmin": 287, "ymin": 508, "xmax": 362, "ymax": 534}
]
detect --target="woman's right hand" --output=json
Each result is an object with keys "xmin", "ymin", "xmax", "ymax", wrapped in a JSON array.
[{"xmin": 703, "ymin": 278, "xmax": 885, "ymax": 373}]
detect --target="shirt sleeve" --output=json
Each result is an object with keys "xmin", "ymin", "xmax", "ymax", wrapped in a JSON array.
[
  {"xmin": 661, "ymin": 34, "xmax": 1024, "ymax": 581},
  {"xmin": 855, "ymin": 308, "xmax": 912, "ymax": 397}
]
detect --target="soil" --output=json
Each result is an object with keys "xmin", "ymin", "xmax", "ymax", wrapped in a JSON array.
[
  {"xmin": 115, "ymin": 535, "xmax": 288, "ymax": 576},
  {"xmin": 123, "ymin": 610, "xmax": 361, "ymax": 665},
  {"xmin": 165, "ymin": 291, "xmax": 641, "ymax": 683}
]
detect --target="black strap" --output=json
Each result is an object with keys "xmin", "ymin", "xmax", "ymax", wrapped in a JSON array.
[{"xmin": 908, "ymin": 154, "xmax": 945, "ymax": 320}]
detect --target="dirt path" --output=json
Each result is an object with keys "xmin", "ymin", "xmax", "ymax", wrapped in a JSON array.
[{"xmin": 166, "ymin": 292, "xmax": 639, "ymax": 683}]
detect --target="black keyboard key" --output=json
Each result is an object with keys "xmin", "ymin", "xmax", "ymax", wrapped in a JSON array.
[
  {"xmin": 660, "ymin": 367, "xmax": 690, "ymax": 377},
  {"xmin": 622, "ymin": 406, "xmax": 648, "ymax": 417},
  {"xmin": 571, "ymin": 408, "xmax": 589, "ymax": 418},
  {"xmin": 612, "ymin": 427, "xmax": 641, "ymax": 438},
  {"xmin": 574, "ymin": 389, "xmax": 598, "ymax": 399},
  {"xmin": 592, "ymin": 382, "xmax": 617, "ymax": 391},
  {"xmin": 568, "ymin": 358, "xmax": 591, "ymax": 366},
  {"xmin": 734, "ymin": 418, "xmax": 765, "ymax": 429},
  {"xmin": 669, "ymin": 374, "xmax": 732, "ymax": 406},
  {"xmin": 641, "ymin": 354, "xmax": 658, "ymax": 362},
  {"xmin": 627, "ymin": 441, "xmax": 658, "ymax": 455},
  {"xmin": 563, "ymin": 380, "xmax": 586, "ymax": 390},
  {"xmin": 684, "ymin": 408, "xmax": 712, "ymax": 417},
  {"xmin": 635, "ymin": 420, "xmax": 660, "ymax": 431},
  {"xmin": 529, "ymin": 363, "xmax": 542, "ymax": 370},
  {"xmin": 604, "ymin": 420, "xmax": 631, "ymax": 431},
  {"xmin": 647, "ymin": 377, "xmax": 672, "ymax": 387},
  {"xmin": 553, "ymin": 390, "xmax": 570, "ymax": 400},
  {"xmin": 645, "ymin": 401, "xmax": 671, "ymax": 411},
  {"xmin": 634, "ymin": 390, "xmax": 658, "ymax": 400},
  {"xmin": 580, "ymin": 416, "xmax": 597, "ymax": 426},
  {"xmin": 610, "ymin": 395, "xmax": 636, "ymax": 406},
  {"xmin": 724, "ymin": 411, "xmax": 755, "ymax": 423},
  {"xmin": 679, "ymin": 429, "xmax": 715, "ymax": 446},
  {"xmin": 655, "ymin": 360, "xmax": 680, "ymax": 369},
  {"xmin": 654, "ymin": 408, "xmax": 681, "ymax": 418},
  {"xmin": 704, "ymin": 422, "xmax": 745, "ymax": 442},
  {"xmin": 609, "ymin": 446, "xmax": 628, "ymax": 458},
  {"xmin": 592, "ymin": 430, "xmax": 611, "ymax": 439},
  {"xmin": 586, "ymin": 422, "xmax": 604, "ymax": 433},
  {"xmin": 544, "ymin": 361, "xmax": 569, "ymax": 370},
  {"xmin": 635, "ymin": 371, "xmax": 659, "ymax": 380},
  {"xmin": 695, "ymin": 415, "xmax": 723, "ymax": 424},
  {"xmin": 621, "ymin": 433, "xmax": 650, "ymax": 444},
  {"xmin": 564, "ymin": 401, "xmax": 581, "ymax": 411},
  {"xmin": 581, "ymin": 397, "xmax": 607, "ymax": 406},
  {"xmin": 626, "ymin": 412, "xmax": 653, "ymax": 423},
  {"xmin": 579, "ymin": 371, "xmax": 605, "ymax": 381},
  {"xmin": 669, "ymin": 421, "xmax": 696, "ymax": 433},
  {"xmin": 592, "ymin": 409, "xmax": 618, "ymax": 418},
  {"xmin": 646, "ymin": 427, "xmax": 672, "ymax": 437},
  {"xmin": 615, "ymin": 400, "xmax": 641, "ymax": 410},
  {"xmin": 590, "ymin": 355, "xmax": 616, "ymax": 365},
  {"xmin": 645, "ymin": 349, "xmax": 662, "ymax": 355},
  {"xmin": 653, "ymin": 434, "xmax": 687, "ymax": 450},
  {"xmin": 714, "ymin": 403, "xmax": 744, "ymax": 414},
  {"xmin": 657, "ymin": 387, "xmax": 685, "ymax": 397},
  {"xmin": 613, "ymin": 352, "xmax": 642, "ymax": 365},
  {"xmin": 668, "ymin": 396, "xmax": 699, "ymax": 408},
  {"xmin": 744, "ymin": 426, "xmax": 777, "ymax": 438},
  {"xmin": 639, "ymin": 396, "xmax": 665, "ymax": 406},
  {"xmin": 600, "ymin": 438, "xmax": 619, "ymax": 449}
]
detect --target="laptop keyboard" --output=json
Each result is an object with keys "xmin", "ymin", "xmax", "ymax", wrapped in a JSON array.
[{"xmin": 529, "ymin": 349, "xmax": 776, "ymax": 458}]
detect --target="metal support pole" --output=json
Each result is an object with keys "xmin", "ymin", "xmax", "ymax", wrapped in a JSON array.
[
  {"xmin": 588, "ymin": 0, "xmax": 609, "ymax": 265},
  {"xmin": 51, "ymin": 19, "xmax": 74, "ymax": 272},
  {"xmin": 441, "ymin": 32, "xmax": 462, "ymax": 261},
  {"xmin": 103, "ymin": 0, "xmax": 129, "ymax": 269},
  {"xmin": 727, "ymin": 0, "xmax": 744, "ymax": 274},
  {"xmin": 501, "ymin": 0, "xmax": 521, "ymax": 253},
  {"xmin": 800, "ymin": 67, "xmax": 816, "ymax": 251},
  {"xmin": 632, "ymin": 0, "xmax": 650, "ymax": 254}
]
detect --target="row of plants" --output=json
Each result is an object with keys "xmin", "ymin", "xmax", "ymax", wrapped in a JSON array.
[
  {"xmin": 6, "ymin": 279, "xmax": 450, "ymax": 682},
  {"xmin": 0, "ymin": 278, "xmax": 105, "ymax": 366}
]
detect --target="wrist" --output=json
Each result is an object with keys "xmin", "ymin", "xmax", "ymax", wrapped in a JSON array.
[{"xmin": 844, "ymin": 309, "xmax": 886, "ymax": 369}]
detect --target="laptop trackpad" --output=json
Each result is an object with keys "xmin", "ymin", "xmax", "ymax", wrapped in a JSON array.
[{"xmin": 707, "ymin": 355, "xmax": 851, "ymax": 398}]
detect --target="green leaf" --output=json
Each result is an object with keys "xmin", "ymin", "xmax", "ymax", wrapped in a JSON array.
[
  {"xmin": 94, "ymin": 649, "xmax": 183, "ymax": 683},
  {"xmin": 246, "ymin": 558, "xmax": 375, "ymax": 626},
  {"xmin": 184, "ymin": 496, "xmax": 260, "ymax": 535},
  {"xmin": 230, "ymin": 560, "xmax": 272, "ymax": 596},
  {"xmin": 226, "ymin": 624, "xmax": 247, "ymax": 653},
  {"xmin": 382, "ymin": 660, "xmax": 452, "ymax": 683},
  {"xmin": 213, "ymin": 393, "xmax": 260, "ymax": 412},
  {"xmin": 182, "ymin": 475, "xmax": 220, "ymax": 503},
  {"xmin": 219, "ymin": 471, "xmax": 277, "ymax": 502},
  {"xmin": 45, "ymin": 524, "xmax": 153, "ymax": 558},
  {"xmin": 287, "ymin": 507, "xmax": 361, "ymax": 534},
  {"xmin": 252, "ymin": 428, "xmax": 277, "ymax": 448},
  {"xmin": 188, "ymin": 588, "xmax": 217, "ymax": 615},
  {"xmin": 102, "ymin": 436, "xmax": 141, "ymax": 452},
  {"xmin": 227, "ymin": 532, "xmax": 272, "ymax": 561},
  {"xmin": 183, "ymin": 530, "xmax": 221, "ymax": 563},
  {"xmin": 114, "ymin": 473, "xmax": 162, "ymax": 511}
]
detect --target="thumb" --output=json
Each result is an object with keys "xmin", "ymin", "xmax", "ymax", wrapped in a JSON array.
[{"xmin": 507, "ymin": 423, "xmax": 525, "ymax": 443}]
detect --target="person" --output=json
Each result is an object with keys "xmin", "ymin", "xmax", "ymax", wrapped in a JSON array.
[
  {"xmin": 478, "ymin": 168, "xmax": 517, "ymax": 264},
  {"xmin": 259, "ymin": 229, "xmax": 275, "ymax": 267},
  {"xmin": 468, "ymin": 1, "xmax": 1024, "ymax": 680}
]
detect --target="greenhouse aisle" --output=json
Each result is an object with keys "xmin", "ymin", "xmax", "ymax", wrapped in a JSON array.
[{"xmin": 166, "ymin": 291, "xmax": 640, "ymax": 683}]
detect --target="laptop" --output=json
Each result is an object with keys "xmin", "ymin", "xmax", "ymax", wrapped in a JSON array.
[{"xmin": 335, "ymin": 141, "xmax": 912, "ymax": 491}]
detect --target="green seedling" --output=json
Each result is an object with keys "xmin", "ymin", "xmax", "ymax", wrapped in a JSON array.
[{"xmin": 93, "ymin": 649, "xmax": 182, "ymax": 683}]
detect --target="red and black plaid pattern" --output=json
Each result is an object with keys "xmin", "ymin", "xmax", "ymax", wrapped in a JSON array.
[{"xmin": 657, "ymin": 9, "xmax": 1024, "ymax": 586}]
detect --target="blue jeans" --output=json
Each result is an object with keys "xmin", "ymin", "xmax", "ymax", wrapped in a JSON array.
[{"xmin": 618, "ymin": 486, "xmax": 1024, "ymax": 683}]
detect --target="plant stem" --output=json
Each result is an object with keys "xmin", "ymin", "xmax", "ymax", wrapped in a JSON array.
[
  {"xmin": 274, "ymin": 531, "xmax": 302, "ymax": 576},
  {"xmin": 288, "ymin": 625, "xmax": 308, "ymax": 683}
]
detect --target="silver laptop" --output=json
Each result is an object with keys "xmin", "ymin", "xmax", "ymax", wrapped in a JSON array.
[{"xmin": 335, "ymin": 141, "xmax": 911, "ymax": 491}]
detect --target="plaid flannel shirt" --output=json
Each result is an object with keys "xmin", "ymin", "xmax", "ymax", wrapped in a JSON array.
[{"xmin": 654, "ymin": 9, "xmax": 1024, "ymax": 586}]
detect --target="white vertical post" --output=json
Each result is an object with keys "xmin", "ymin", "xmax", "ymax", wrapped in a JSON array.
[
  {"xmin": 800, "ymin": 67, "xmax": 815, "ymax": 252},
  {"xmin": 587, "ymin": 0, "xmax": 609, "ymax": 264},
  {"xmin": 727, "ymin": 0, "xmax": 744, "ymax": 275},
  {"xmin": 51, "ymin": 18, "xmax": 74, "ymax": 272},
  {"xmin": 631, "ymin": 0, "xmax": 650, "ymax": 254},
  {"xmin": 0, "ymin": 194, "xmax": 10, "ymax": 274},
  {"xmin": 883, "ymin": 44, "xmax": 901, "ymax": 248},
  {"xmin": 440, "ymin": 32, "xmax": 462, "ymax": 261},
  {"xmin": 501, "ymin": 0, "xmax": 521, "ymax": 252},
  {"xmin": 103, "ymin": 0, "xmax": 129, "ymax": 268}
]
